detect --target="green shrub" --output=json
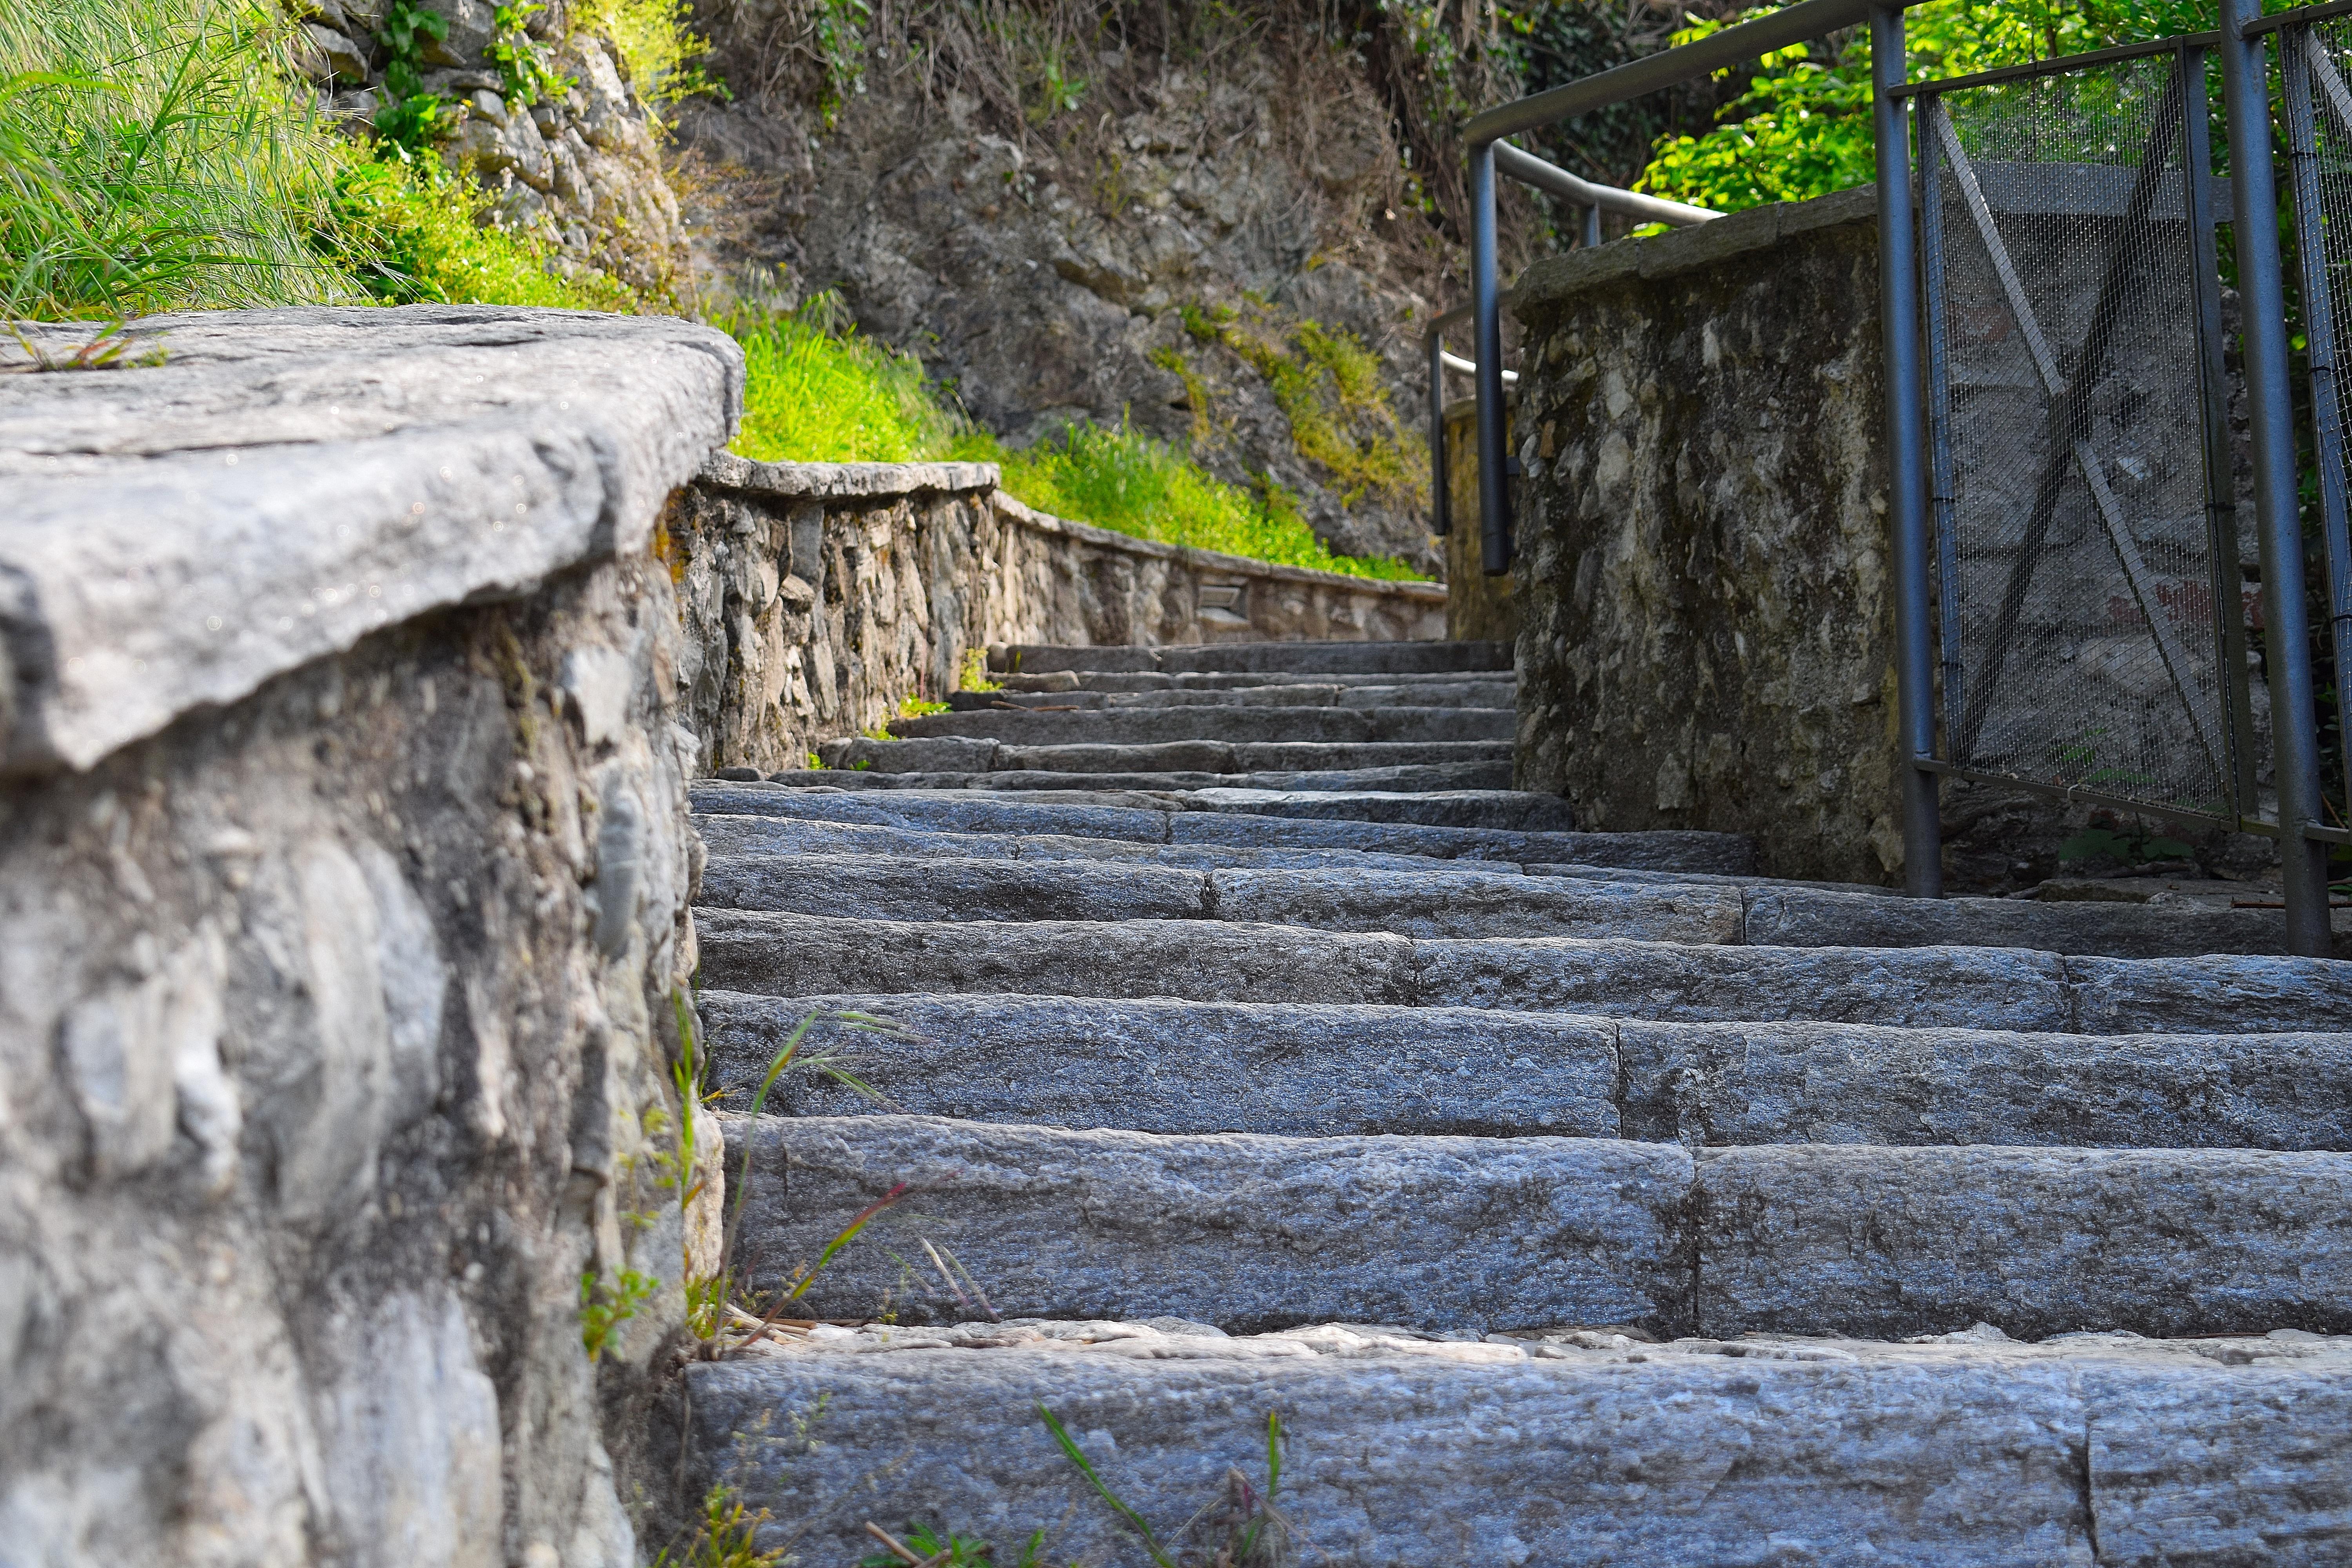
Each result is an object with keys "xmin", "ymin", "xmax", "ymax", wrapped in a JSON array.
[
  {"xmin": 326, "ymin": 151, "xmax": 635, "ymax": 309},
  {"xmin": 0, "ymin": 0, "xmax": 346, "ymax": 318}
]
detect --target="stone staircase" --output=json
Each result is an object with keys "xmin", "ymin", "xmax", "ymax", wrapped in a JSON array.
[{"xmin": 678, "ymin": 640, "xmax": 2352, "ymax": 1565}]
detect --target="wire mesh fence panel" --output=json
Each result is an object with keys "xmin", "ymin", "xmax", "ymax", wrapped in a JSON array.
[
  {"xmin": 1920, "ymin": 46, "xmax": 2250, "ymax": 824},
  {"xmin": 2282, "ymin": 14, "xmax": 2352, "ymax": 825}
]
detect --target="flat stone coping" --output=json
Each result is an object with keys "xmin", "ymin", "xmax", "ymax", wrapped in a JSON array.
[
  {"xmin": 0, "ymin": 305, "xmax": 743, "ymax": 774},
  {"xmin": 1511, "ymin": 185, "xmax": 1877, "ymax": 317},
  {"xmin": 696, "ymin": 450, "xmax": 1445, "ymax": 602}
]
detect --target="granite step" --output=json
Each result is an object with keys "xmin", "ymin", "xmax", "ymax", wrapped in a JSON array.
[
  {"xmin": 696, "ymin": 840, "xmax": 2325, "ymax": 956},
  {"xmin": 694, "ymin": 910, "xmax": 2352, "ymax": 1034},
  {"xmin": 759, "ymin": 760, "xmax": 1521, "ymax": 792},
  {"xmin": 948, "ymin": 678, "xmax": 1518, "ymax": 710},
  {"xmin": 681, "ymin": 1325, "xmax": 2352, "ymax": 1568},
  {"xmin": 719, "ymin": 1113, "xmax": 2352, "ymax": 1339},
  {"xmin": 692, "ymin": 813, "xmax": 1518, "ymax": 874},
  {"xmin": 882, "ymin": 705, "xmax": 1518, "ymax": 745},
  {"xmin": 695, "ymin": 853, "xmax": 1749, "ymax": 942},
  {"xmin": 816, "ymin": 736, "xmax": 1514, "ymax": 775},
  {"xmin": 696, "ymin": 989, "xmax": 2352, "ymax": 1151},
  {"xmin": 688, "ymin": 784, "xmax": 1744, "ymax": 870},
  {"xmin": 997, "ymin": 667, "xmax": 1523, "ymax": 692},
  {"xmin": 992, "ymin": 639, "xmax": 1513, "ymax": 675}
]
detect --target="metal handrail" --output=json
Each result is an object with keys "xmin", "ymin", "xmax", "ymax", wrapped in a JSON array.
[
  {"xmin": 1443, "ymin": 0, "xmax": 2342, "ymax": 953},
  {"xmin": 1425, "ymin": 147, "xmax": 1713, "ymax": 539}
]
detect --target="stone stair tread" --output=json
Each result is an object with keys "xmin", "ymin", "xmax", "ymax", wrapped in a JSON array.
[
  {"xmin": 720, "ymin": 1112, "xmax": 2352, "ymax": 1340},
  {"xmin": 698, "ymin": 989, "xmax": 2352, "ymax": 1151},
  {"xmin": 694, "ymin": 910, "xmax": 2352, "ymax": 1034},
  {"xmin": 761, "ymin": 761, "xmax": 1519, "ymax": 793},
  {"xmin": 999, "ymin": 666, "xmax": 1521, "ymax": 691},
  {"xmin": 949, "ymin": 679, "xmax": 1517, "ymax": 710},
  {"xmin": 992, "ymin": 639, "xmax": 1513, "ymax": 674},
  {"xmin": 689, "ymin": 783, "xmax": 1750, "ymax": 871},
  {"xmin": 1180, "ymin": 786, "xmax": 1581, "ymax": 831},
  {"xmin": 884, "ymin": 705, "xmax": 1517, "ymax": 744},
  {"xmin": 682, "ymin": 1324, "xmax": 2352, "ymax": 1568},
  {"xmin": 822, "ymin": 736, "xmax": 1514, "ymax": 775}
]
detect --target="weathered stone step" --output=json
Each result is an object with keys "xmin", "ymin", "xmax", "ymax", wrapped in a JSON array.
[
  {"xmin": 693, "ymin": 812, "xmax": 1508, "ymax": 874},
  {"xmin": 815, "ymin": 736, "xmax": 1512, "ymax": 774},
  {"xmin": 695, "ymin": 911, "xmax": 2352, "ymax": 1034},
  {"xmin": 696, "ymin": 844, "xmax": 2322, "ymax": 957},
  {"xmin": 1183, "ymin": 786, "xmax": 1579, "ymax": 832},
  {"xmin": 762, "ymin": 760, "xmax": 1520, "ymax": 793},
  {"xmin": 992, "ymin": 639, "xmax": 1513, "ymax": 675},
  {"xmin": 697, "ymin": 989, "xmax": 2352, "ymax": 1151},
  {"xmin": 695, "ymin": 853, "xmax": 1747, "ymax": 942},
  {"xmin": 886, "ymin": 705, "xmax": 1518, "ymax": 745},
  {"xmin": 949, "ymin": 678, "xmax": 1517, "ymax": 710},
  {"xmin": 681, "ymin": 1325, "xmax": 2352, "ymax": 1568},
  {"xmin": 689, "ymin": 784, "xmax": 1746, "ymax": 871},
  {"xmin": 721, "ymin": 1114, "xmax": 2352, "ymax": 1339},
  {"xmin": 999, "ymin": 667, "xmax": 1519, "ymax": 692}
]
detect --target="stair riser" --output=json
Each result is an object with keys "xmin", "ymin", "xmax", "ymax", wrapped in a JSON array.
[
  {"xmin": 727, "ymin": 1117, "xmax": 2352, "ymax": 1339},
  {"xmin": 692, "ymin": 814, "xmax": 1492, "ymax": 874},
  {"xmin": 694, "ymin": 912, "xmax": 2352, "ymax": 1034},
  {"xmin": 993, "ymin": 640, "xmax": 1512, "ymax": 675},
  {"xmin": 695, "ymin": 846, "xmax": 2316, "ymax": 958},
  {"xmin": 694, "ymin": 991, "xmax": 2352, "ymax": 1152},
  {"xmin": 695, "ymin": 854, "xmax": 1748, "ymax": 942},
  {"xmin": 728, "ymin": 1116, "xmax": 1690, "ymax": 1335},
  {"xmin": 688, "ymin": 785, "xmax": 1746, "ymax": 871},
  {"xmin": 682, "ymin": 1344, "xmax": 2352, "ymax": 1568},
  {"xmin": 825, "ymin": 738, "xmax": 1513, "ymax": 775},
  {"xmin": 949, "ymin": 682, "xmax": 1519, "ymax": 711},
  {"xmin": 888, "ymin": 707, "xmax": 1517, "ymax": 744}
]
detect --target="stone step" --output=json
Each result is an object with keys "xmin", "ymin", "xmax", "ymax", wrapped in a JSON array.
[
  {"xmin": 719, "ymin": 1114, "xmax": 2352, "ymax": 1339},
  {"xmin": 992, "ymin": 639, "xmax": 1514, "ymax": 675},
  {"xmin": 689, "ymin": 784, "xmax": 1747, "ymax": 871},
  {"xmin": 1181, "ymin": 786, "xmax": 1578, "ymax": 832},
  {"xmin": 696, "ymin": 989, "xmax": 2352, "ymax": 1151},
  {"xmin": 681, "ymin": 1325, "xmax": 2352, "ymax": 1568},
  {"xmin": 693, "ymin": 813, "xmax": 1513, "ymax": 874},
  {"xmin": 886, "ymin": 705, "xmax": 1519, "ymax": 745},
  {"xmin": 999, "ymin": 667, "xmax": 1521, "ymax": 692},
  {"xmin": 948, "ymin": 679, "xmax": 1518, "ymax": 710},
  {"xmin": 695, "ymin": 853, "xmax": 1749, "ymax": 942},
  {"xmin": 762, "ymin": 760, "xmax": 1521, "ymax": 792},
  {"xmin": 815, "ymin": 736, "xmax": 1512, "ymax": 775},
  {"xmin": 694, "ymin": 911, "xmax": 2352, "ymax": 1034},
  {"xmin": 695, "ymin": 847, "xmax": 2323, "ymax": 957}
]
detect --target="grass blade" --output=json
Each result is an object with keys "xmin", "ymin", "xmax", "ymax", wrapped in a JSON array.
[{"xmin": 1036, "ymin": 1404, "xmax": 1177, "ymax": 1568}]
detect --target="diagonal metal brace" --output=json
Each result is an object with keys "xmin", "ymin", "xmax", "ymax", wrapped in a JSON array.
[{"xmin": 1931, "ymin": 88, "xmax": 2227, "ymax": 782}]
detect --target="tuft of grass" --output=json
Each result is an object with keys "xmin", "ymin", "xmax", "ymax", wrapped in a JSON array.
[
  {"xmin": 327, "ymin": 150, "xmax": 638, "ymax": 309},
  {"xmin": 1038, "ymin": 1406, "xmax": 1294, "ymax": 1568},
  {"xmin": 862, "ymin": 1520, "xmax": 1047, "ymax": 1568},
  {"xmin": 724, "ymin": 296, "xmax": 959, "ymax": 463},
  {"xmin": 0, "ymin": 0, "xmax": 347, "ymax": 319},
  {"xmin": 654, "ymin": 1485, "xmax": 788, "ymax": 1568},
  {"xmin": 958, "ymin": 647, "xmax": 1002, "ymax": 693}
]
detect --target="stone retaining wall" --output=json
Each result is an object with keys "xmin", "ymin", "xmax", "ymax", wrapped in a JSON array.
[
  {"xmin": 0, "ymin": 307, "xmax": 738, "ymax": 1567},
  {"xmin": 672, "ymin": 454, "xmax": 1447, "ymax": 776}
]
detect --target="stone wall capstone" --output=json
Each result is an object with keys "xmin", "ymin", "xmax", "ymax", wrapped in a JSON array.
[
  {"xmin": 672, "ymin": 453, "xmax": 1448, "ymax": 776},
  {"xmin": 0, "ymin": 306, "xmax": 739, "ymax": 1566}
]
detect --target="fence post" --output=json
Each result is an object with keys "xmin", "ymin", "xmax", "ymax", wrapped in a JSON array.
[
  {"xmin": 1872, "ymin": 4, "xmax": 1942, "ymax": 898},
  {"xmin": 2222, "ymin": 0, "xmax": 2335, "ymax": 956},
  {"xmin": 1426, "ymin": 327, "xmax": 1450, "ymax": 538},
  {"xmin": 1470, "ymin": 139, "xmax": 1513, "ymax": 576}
]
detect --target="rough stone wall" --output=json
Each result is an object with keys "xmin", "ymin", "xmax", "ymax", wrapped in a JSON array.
[
  {"xmin": 292, "ymin": 0, "xmax": 690, "ymax": 299},
  {"xmin": 1508, "ymin": 191, "xmax": 1905, "ymax": 886},
  {"xmin": 672, "ymin": 454, "xmax": 1446, "ymax": 775},
  {"xmin": 0, "ymin": 308, "xmax": 738, "ymax": 1566}
]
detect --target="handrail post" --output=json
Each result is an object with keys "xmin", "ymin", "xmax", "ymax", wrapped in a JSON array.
[
  {"xmin": 1873, "ymin": 3, "xmax": 1941, "ymax": 897},
  {"xmin": 1426, "ymin": 327, "xmax": 1450, "ymax": 537},
  {"xmin": 1470, "ymin": 138, "xmax": 1513, "ymax": 576},
  {"xmin": 2222, "ymin": 0, "xmax": 2333, "ymax": 956}
]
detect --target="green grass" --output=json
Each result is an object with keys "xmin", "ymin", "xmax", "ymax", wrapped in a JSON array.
[
  {"xmin": 327, "ymin": 152, "xmax": 637, "ymax": 309},
  {"xmin": 724, "ymin": 299, "xmax": 959, "ymax": 463},
  {"xmin": 0, "ymin": 0, "xmax": 346, "ymax": 318}
]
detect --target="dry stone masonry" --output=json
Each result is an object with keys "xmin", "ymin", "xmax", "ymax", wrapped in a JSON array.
[
  {"xmin": 681, "ymin": 637, "xmax": 2352, "ymax": 1565},
  {"xmin": 0, "ymin": 307, "xmax": 737, "ymax": 1566}
]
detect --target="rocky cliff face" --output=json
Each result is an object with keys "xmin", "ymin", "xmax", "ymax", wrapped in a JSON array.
[
  {"xmin": 291, "ymin": 0, "xmax": 692, "ymax": 298},
  {"xmin": 675, "ymin": 8, "xmax": 1490, "ymax": 572}
]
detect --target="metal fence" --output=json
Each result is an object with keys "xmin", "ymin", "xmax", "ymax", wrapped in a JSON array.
[{"xmin": 1452, "ymin": 0, "xmax": 2349, "ymax": 955}]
